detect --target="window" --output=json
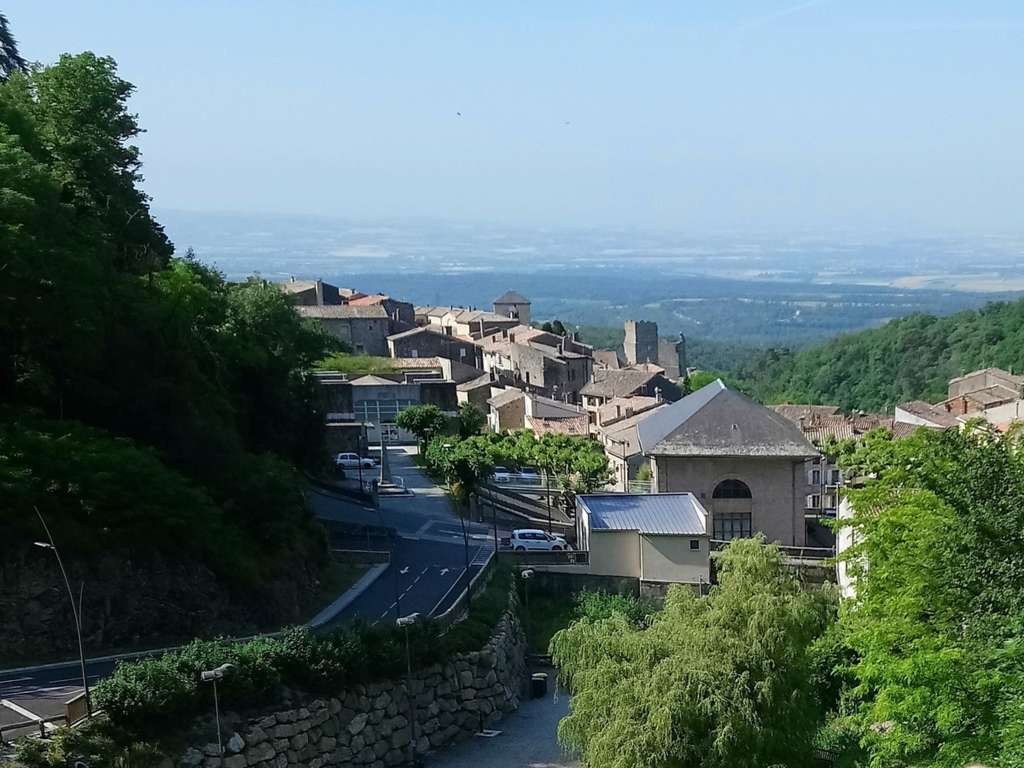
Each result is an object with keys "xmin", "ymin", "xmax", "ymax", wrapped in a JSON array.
[
  {"xmin": 830, "ymin": 469, "xmax": 841, "ymax": 484},
  {"xmin": 811, "ymin": 469, "xmax": 821, "ymax": 485},
  {"xmin": 459, "ymin": 348, "xmax": 467, "ymax": 359},
  {"xmin": 713, "ymin": 513, "xmax": 752, "ymax": 540},
  {"xmin": 712, "ymin": 479, "xmax": 752, "ymax": 499},
  {"xmin": 689, "ymin": 539, "xmax": 700, "ymax": 550},
  {"xmin": 525, "ymin": 371, "xmax": 531, "ymax": 384},
  {"xmin": 355, "ymin": 399, "xmax": 418, "ymax": 423},
  {"xmin": 808, "ymin": 494, "xmax": 821, "ymax": 509},
  {"xmin": 410, "ymin": 349, "xmax": 418, "ymax": 358}
]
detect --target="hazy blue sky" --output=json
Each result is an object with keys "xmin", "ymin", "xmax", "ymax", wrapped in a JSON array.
[{"xmin": 7, "ymin": 2, "xmax": 1024, "ymax": 234}]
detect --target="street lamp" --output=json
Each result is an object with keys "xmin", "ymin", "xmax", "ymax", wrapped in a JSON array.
[
  {"xmin": 199, "ymin": 663, "xmax": 236, "ymax": 755},
  {"xmin": 33, "ymin": 509, "xmax": 91, "ymax": 717},
  {"xmin": 396, "ymin": 614, "xmax": 421, "ymax": 767}
]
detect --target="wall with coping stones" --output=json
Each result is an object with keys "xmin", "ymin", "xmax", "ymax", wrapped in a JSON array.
[{"xmin": 177, "ymin": 610, "xmax": 527, "ymax": 768}]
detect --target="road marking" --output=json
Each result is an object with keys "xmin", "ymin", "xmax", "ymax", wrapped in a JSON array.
[
  {"xmin": 400, "ymin": 566, "xmax": 410, "ymax": 575},
  {"xmin": 439, "ymin": 568, "xmax": 449, "ymax": 575},
  {"xmin": 0, "ymin": 677, "xmax": 31, "ymax": 684},
  {"xmin": 1, "ymin": 698, "xmax": 55, "ymax": 731},
  {"xmin": 429, "ymin": 567, "xmax": 468, "ymax": 617},
  {"xmin": 414, "ymin": 520, "xmax": 433, "ymax": 537}
]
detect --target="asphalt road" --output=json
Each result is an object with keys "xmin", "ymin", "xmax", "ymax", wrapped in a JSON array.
[{"xmin": 0, "ymin": 446, "xmax": 507, "ymax": 738}]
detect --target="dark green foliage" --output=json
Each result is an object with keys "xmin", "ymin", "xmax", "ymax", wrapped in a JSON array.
[
  {"xmin": 395, "ymin": 403, "xmax": 450, "ymax": 450},
  {"xmin": 0, "ymin": 54, "xmax": 332, "ymax": 607},
  {"xmin": 735, "ymin": 299, "xmax": 1024, "ymax": 410},
  {"xmin": 539, "ymin": 319, "xmax": 568, "ymax": 336},
  {"xmin": 0, "ymin": 12, "xmax": 26, "ymax": 81},
  {"xmin": 94, "ymin": 567, "xmax": 514, "ymax": 736},
  {"xmin": 455, "ymin": 402, "xmax": 487, "ymax": 438}
]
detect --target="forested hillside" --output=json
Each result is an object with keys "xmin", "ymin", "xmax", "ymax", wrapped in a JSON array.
[
  {"xmin": 0, "ymin": 51, "xmax": 336, "ymax": 658},
  {"xmin": 735, "ymin": 300, "xmax": 1024, "ymax": 411}
]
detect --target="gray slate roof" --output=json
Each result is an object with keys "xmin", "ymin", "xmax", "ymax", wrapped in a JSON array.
[
  {"xmin": 578, "ymin": 493, "xmax": 707, "ymax": 535},
  {"xmin": 580, "ymin": 369, "xmax": 657, "ymax": 399},
  {"xmin": 493, "ymin": 291, "xmax": 530, "ymax": 305},
  {"xmin": 637, "ymin": 379, "xmax": 818, "ymax": 458}
]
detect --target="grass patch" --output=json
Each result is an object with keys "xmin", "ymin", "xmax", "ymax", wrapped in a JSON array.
[{"xmin": 316, "ymin": 354, "xmax": 397, "ymax": 374}]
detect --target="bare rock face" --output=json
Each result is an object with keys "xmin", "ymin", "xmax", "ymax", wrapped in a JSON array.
[
  {"xmin": 176, "ymin": 609, "xmax": 529, "ymax": 768},
  {"xmin": 1, "ymin": 550, "xmax": 321, "ymax": 662}
]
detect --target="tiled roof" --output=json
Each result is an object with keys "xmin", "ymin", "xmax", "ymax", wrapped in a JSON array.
[
  {"xmin": 637, "ymin": 380, "xmax": 818, "ymax": 458},
  {"xmin": 527, "ymin": 414, "xmax": 590, "ymax": 437},
  {"xmin": 770, "ymin": 404, "xmax": 841, "ymax": 421},
  {"xmin": 457, "ymin": 373, "xmax": 493, "ymax": 392},
  {"xmin": 578, "ymin": 493, "xmax": 707, "ymax": 536},
  {"xmin": 896, "ymin": 400, "xmax": 962, "ymax": 428},
  {"xmin": 350, "ymin": 374, "xmax": 399, "ymax": 386},
  {"xmin": 347, "ymin": 294, "xmax": 390, "ymax": 306},
  {"xmin": 598, "ymin": 396, "xmax": 661, "ymax": 426},
  {"xmin": 295, "ymin": 305, "xmax": 388, "ymax": 319},
  {"xmin": 581, "ymin": 369, "xmax": 658, "ymax": 399},
  {"xmin": 493, "ymin": 291, "xmax": 530, "ymax": 304},
  {"xmin": 592, "ymin": 350, "xmax": 621, "ymax": 370},
  {"xmin": 487, "ymin": 388, "xmax": 526, "ymax": 408}
]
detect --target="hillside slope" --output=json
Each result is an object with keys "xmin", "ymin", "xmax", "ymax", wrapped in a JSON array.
[{"xmin": 738, "ymin": 299, "xmax": 1024, "ymax": 411}]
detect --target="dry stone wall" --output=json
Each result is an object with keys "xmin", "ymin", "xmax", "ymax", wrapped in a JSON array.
[{"xmin": 177, "ymin": 611, "xmax": 527, "ymax": 768}]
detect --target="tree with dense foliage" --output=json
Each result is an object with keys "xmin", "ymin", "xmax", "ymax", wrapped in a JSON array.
[
  {"xmin": 0, "ymin": 52, "xmax": 335, "ymax": 651},
  {"xmin": 455, "ymin": 401, "xmax": 487, "ymax": 438},
  {"xmin": 551, "ymin": 538, "xmax": 836, "ymax": 768},
  {"xmin": 396, "ymin": 403, "xmax": 450, "ymax": 450},
  {"xmin": 832, "ymin": 426, "xmax": 1024, "ymax": 767},
  {"xmin": 540, "ymin": 319, "xmax": 568, "ymax": 336},
  {"xmin": 0, "ymin": 12, "xmax": 26, "ymax": 80},
  {"xmin": 732, "ymin": 298, "xmax": 1024, "ymax": 410}
]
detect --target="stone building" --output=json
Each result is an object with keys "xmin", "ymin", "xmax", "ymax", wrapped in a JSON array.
[
  {"xmin": 580, "ymin": 369, "xmax": 682, "ymax": 422},
  {"xmin": 280, "ymin": 277, "xmax": 344, "ymax": 306},
  {"xmin": 480, "ymin": 326, "xmax": 593, "ymax": 402},
  {"xmin": 624, "ymin": 320, "xmax": 659, "ymax": 366},
  {"xmin": 386, "ymin": 326, "xmax": 482, "ymax": 368},
  {"xmin": 295, "ymin": 305, "xmax": 391, "ymax": 356},
  {"xmin": 637, "ymin": 379, "xmax": 818, "ymax": 546},
  {"xmin": 492, "ymin": 290, "xmax": 531, "ymax": 325}
]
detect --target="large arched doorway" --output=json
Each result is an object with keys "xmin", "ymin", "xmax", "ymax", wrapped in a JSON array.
[{"xmin": 712, "ymin": 478, "xmax": 752, "ymax": 540}]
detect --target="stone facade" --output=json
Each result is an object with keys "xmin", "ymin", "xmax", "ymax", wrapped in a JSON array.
[
  {"xmin": 623, "ymin": 320, "xmax": 659, "ymax": 366},
  {"xmin": 177, "ymin": 611, "xmax": 527, "ymax": 768}
]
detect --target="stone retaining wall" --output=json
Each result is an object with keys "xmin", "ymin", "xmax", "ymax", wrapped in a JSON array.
[{"xmin": 178, "ymin": 609, "xmax": 527, "ymax": 768}]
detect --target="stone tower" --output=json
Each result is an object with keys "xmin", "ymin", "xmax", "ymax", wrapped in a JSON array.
[
  {"xmin": 624, "ymin": 320, "xmax": 659, "ymax": 366},
  {"xmin": 675, "ymin": 332, "xmax": 688, "ymax": 375}
]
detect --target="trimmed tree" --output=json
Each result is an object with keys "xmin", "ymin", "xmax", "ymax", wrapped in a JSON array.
[{"xmin": 395, "ymin": 404, "xmax": 449, "ymax": 451}]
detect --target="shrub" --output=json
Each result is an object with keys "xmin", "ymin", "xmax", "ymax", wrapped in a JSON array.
[
  {"xmin": 94, "ymin": 566, "xmax": 516, "ymax": 737},
  {"xmin": 573, "ymin": 590, "xmax": 656, "ymax": 625}
]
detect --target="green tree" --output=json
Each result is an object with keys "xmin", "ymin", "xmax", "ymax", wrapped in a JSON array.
[
  {"xmin": 455, "ymin": 402, "xmax": 487, "ymax": 438},
  {"xmin": 834, "ymin": 427, "xmax": 1024, "ymax": 767},
  {"xmin": 551, "ymin": 538, "xmax": 835, "ymax": 768},
  {"xmin": 0, "ymin": 12, "xmax": 27, "ymax": 80},
  {"xmin": 396, "ymin": 404, "xmax": 450, "ymax": 451}
]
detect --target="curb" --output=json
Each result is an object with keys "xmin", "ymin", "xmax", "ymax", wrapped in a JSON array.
[{"xmin": 308, "ymin": 563, "xmax": 389, "ymax": 629}]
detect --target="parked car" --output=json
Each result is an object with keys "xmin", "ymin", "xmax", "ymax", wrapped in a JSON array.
[
  {"xmin": 492, "ymin": 466, "xmax": 542, "ymax": 485},
  {"xmin": 335, "ymin": 452, "xmax": 375, "ymax": 469},
  {"xmin": 509, "ymin": 529, "xmax": 568, "ymax": 551}
]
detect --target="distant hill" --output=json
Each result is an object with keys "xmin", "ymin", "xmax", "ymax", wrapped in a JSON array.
[{"xmin": 735, "ymin": 298, "xmax": 1024, "ymax": 411}]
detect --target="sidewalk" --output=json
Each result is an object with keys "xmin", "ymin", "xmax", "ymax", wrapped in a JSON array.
[{"xmin": 429, "ymin": 679, "xmax": 577, "ymax": 768}]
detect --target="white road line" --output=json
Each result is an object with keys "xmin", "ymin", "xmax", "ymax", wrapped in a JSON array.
[
  {"xmin": 1, "ymin": 698, "xmax": 54, "ymax": 731},
  {"xmin": 429, "ymin": 567, "xmax": 468, "ymax": 617}
]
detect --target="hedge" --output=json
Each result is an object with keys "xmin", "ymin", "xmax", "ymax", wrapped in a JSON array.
[{"xmin": 94, "ymin": 567, "xmax": 513, "ymax": 736}]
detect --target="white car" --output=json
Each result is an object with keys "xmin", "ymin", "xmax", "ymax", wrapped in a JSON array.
[
  {"xmin": 492, "ymin": 466, "xmax": 542, "ymax": 485},
  {"xmin": 510, "ymin": 529, "xmax": 568, "ymax": 551},
  {"xmin": 335, "ymin": 452, "xmax": 375, "ymax": 469},
  {"xmin": 492, "ymin": 466, "xmax": 514, "ymax": 483}
]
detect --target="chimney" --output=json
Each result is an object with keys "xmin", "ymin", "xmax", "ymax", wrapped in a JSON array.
[
  {"xmin": 510, "ymin": 333, "xmax": 516, "ymax": 343},
  {"xmin": 798, "ymin": 415, "xmax": 806, "ymax": 430},
  {"xmin": 315, "ymin": 279, "xmax": 325, "ymax": 305},
  {"xmin": 655, "ymin": 387, "xmax": 662, "ymax": 402},
  {"xmin": 615, "ymin": 405, "xmax": 622, "ymax": 419}
]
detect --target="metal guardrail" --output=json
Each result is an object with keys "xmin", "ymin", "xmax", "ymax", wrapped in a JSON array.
[
  {"xmin": 433, "ymin": 549, "xmax": 497, "ymax": 631},
  {"xmin": 476, "ymin": 485, "xmax": 574, "ymax": 531},
  {"xmin": 709, "ymin": 540, "xmax": 835, "ymax": 560},
  {"xmin": 499, "ymin": 550, "xmax": 590, "ymax": 566}
]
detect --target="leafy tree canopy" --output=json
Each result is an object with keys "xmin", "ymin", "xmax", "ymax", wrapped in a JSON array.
[{"xmin": 551, "ymin": 538, "xmax": 836, "ymax": 768}]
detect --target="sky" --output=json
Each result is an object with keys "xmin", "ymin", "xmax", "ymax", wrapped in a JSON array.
[{"xmin": 6, "ymin": 1, "xmax": 1024, "ymax": 235}]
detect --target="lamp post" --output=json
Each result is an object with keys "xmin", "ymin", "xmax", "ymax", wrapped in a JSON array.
[
  {"xmin": 199, "ymin": 663, "xmax": 236, "ymax": 756},
  {"xmin": 396, "ymin": 613, "xmax": 421, "ymax": 767},
  {"xmin": 33, "ymin": 509, "xmax": 91, "ymax": 717}
]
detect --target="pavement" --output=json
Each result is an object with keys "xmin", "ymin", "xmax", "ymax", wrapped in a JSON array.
[
  {"xmin": 0, "ymin": 446, "xmax": 515, "ymax": 738},
  {"xmin": 429, "ymin": 673, "xmax": 577, "ymax": 768}
]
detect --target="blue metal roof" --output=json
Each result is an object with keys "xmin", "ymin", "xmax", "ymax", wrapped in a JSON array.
[{"xmin": 578, "ymin": 493, "xmax": 707, "ymax": 536}]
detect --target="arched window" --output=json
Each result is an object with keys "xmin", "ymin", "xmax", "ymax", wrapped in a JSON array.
[
  {"xmin": 712, "ymin": 478, "xmax": 752, "ymax": 499},
  {"xmin": 712, "ymin": 478, "xmax": 753, "ymax": 540}
]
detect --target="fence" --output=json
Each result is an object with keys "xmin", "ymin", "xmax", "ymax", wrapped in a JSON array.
[
  {"xmin": 433, "ymin": 549, "xmax": 497, "ymax": 631},
  {"xmin": 709, "ymin": 540, "xmax": 835, "ymax": 561},
  {"xmin": 499, "ymin": 550, "xmax": 590, "ymax": 567},
  {"xmin": 475, "ymin": 484, "xmax": 574, "ymax": 533}
]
